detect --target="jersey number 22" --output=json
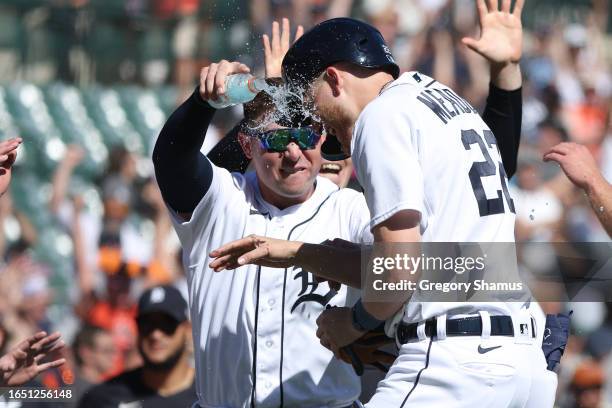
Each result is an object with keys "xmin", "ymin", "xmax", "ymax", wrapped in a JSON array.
[{"xmin": 461, "ymin": 129, "xmax": 515, "ymax": 217}]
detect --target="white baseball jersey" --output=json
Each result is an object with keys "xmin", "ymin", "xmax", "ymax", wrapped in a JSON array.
[
  {"xmin": 168, "ymin": 165, "xmax": 371, "ymax": 408},
  {"xmin": 352, "ymin": 72, "xmax": 529, "ymax": 323}
]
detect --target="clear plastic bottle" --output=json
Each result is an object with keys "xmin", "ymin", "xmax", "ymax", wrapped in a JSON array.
[{"xmin": 207, "ymin": 74, "xmax": 269, "ymax": 109}]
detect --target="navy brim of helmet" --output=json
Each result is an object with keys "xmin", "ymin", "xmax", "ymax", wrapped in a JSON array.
[{"xmin": 321, "ymin": 134, "xmax": 349, "ymax": 161}]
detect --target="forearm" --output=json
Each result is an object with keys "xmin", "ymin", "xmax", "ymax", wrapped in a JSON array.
[
  {"xmin": 50, "ymin": 165, "xmax": 75, "ymax": 213},
  {"xmin": 587, "ymin": 178, "xmax": 612, "ymax": 237},
  {"xmin": 483, "ymin": 79, "xmax": 522, "ymax": 178},
  {"xmin": 153, "ymin": 88, "xmax": 216, "ymax": 213},
  {"xmin": 294, "ymin": 243, "xmax": 363, "ymax": 288}
]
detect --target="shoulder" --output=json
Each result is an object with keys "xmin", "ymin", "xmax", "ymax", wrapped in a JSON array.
[{"xmin": 78, "ymin": 370, "xmax": 140, "ymax": 407}]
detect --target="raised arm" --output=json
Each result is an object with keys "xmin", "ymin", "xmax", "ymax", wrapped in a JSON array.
[
  {"xmin": 464, "ymin": 0, "xmax": 525, "ymax": 178},
  {"xmin": 153, "ymin": 61, "xmax": 250, "ymax": 217},
  {"xmin": 208, "ymin": 19, "xmax": 303, "ymax": 173}
]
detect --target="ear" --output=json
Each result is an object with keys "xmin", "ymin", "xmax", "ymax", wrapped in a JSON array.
[
  {"xmin": 237, "ymin": 132, "xmax": 253, "ymax": 159},
  {"xmin": 324, "ymin": 67, "xmax": 342, "ymax": 97}
]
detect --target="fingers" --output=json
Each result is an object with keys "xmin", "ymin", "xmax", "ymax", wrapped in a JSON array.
[
  {"xmin": 31, "ymin": 332, "xmax": 62, "ymax": 355},
  {"xmin": 200, "ymin": 61, "xmax": 250, "ymax": 101},
  {"xmin": 546, "ymin": 142, "xmax": 573, "ymax": 156},
  {"xmin": 205, "ymin": 63, "xmax": 218, "ymax": 100},
  {"xmin": 272, "ymin": 21, "xmax": 281, "ymax": 53},
  {"xmin": 513, "ymin": 0, "xmax": 524, "ymax": 17},
  {"xmin": 36, "ymin": 358, "xmax": 66, "ymax": 373},
  {"xmin": 280, "ymin": 18, "xmax": 290, "ymax": 51},
  {"xmin": 236, "ymin": 246, "xmax": 270, "ymax": 266},
  {"xmin": 199, "ymin": 66, "xmax": 209, "ymax": 99},
  {"xmin": 0, "ymin": 138, "xmax": 22, "ymax": 157},
  {"xmin": 501, "ymin": 0, "xmax": 511, "ymax": 13},
  {"xmin": 295, "ymin": 25, "xmax": 304, "ymax": 42},
  {"xmin": 543, "ymin": 152, "xmax": 564, "ymax": 164},
  {"xmin": 486, "ymin": 0, "xmax": 498, "ymax": 12},
  {"xmin": 475, "ymin": 0, "xmax": 488, "ymax": 21},
  {"xmin": 209, "ymin": 235, "xmax": 261, "ymax": 258},
  {"xmin": 262, "ymin": 34, "xmax": 272, "ymax": 60}
]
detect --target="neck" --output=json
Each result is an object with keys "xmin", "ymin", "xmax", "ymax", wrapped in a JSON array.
[
  {"xmin": 141, "ymin": 355, "xmax": 194, "ymax": 396},
  {"xmin": 257, "ymin": 180, "xmax": 316, "ymax": 210},
  {"xmin": 355, "ymin": 72, "xmax": 395, "ymax": 114}
]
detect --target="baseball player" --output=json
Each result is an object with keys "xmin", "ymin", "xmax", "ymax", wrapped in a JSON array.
[
  {"xmin": 153, "ymin": 14, "xmax": 527, "ymax": 408},
  {"xmin": 153, "ymin": 20, "xmax": 371, "ymax": 407},
  {"xmin": 210, "ymin": 1, "xmax": 558, "ymax": 407}
]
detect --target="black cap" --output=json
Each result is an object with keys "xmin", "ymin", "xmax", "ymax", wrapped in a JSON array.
[
  {"xmin": 282, "ymin": 17, "xmax": 399, "ymax": 86},
  {"xmin": 137, "ymin": 285, "xmax": 188, "ymax": 323}
]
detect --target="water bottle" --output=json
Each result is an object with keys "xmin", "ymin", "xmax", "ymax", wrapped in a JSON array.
[{"xmin": 207, "ymin": 74, "xmax": 269, "ymax": 109}]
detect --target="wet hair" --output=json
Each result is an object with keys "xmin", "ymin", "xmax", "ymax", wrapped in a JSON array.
[{"xmin": 239, "ymin": 77, "xmax": 314, "ymax": 133}]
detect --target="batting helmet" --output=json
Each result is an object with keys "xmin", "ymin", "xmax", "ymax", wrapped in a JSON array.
[
  {"xmin": 282, "ymin": 18, "xmax": 400, "ymax": 161},
  {"xmin": 281, "ymin": 17, "xmax": 399, "ymax": 87}
]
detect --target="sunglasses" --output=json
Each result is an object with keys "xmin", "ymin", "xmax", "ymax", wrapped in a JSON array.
[
  {"xmin": 250, "ymin": 127, "xmax": 321, "ymax": 152},
  {"xmin": 137, "ymin": 315, "xmax": 180, "ymax": 336}
]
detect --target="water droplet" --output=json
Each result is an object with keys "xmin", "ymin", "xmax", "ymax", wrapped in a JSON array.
[
  {"xmin": 545, "ymin": 202, "xmax": 549, "ymax": 206},
  {"xmin": 599, "ymin": 206, "xmax": 604, "ymax": 212},
  {"xmin": 529, "ymin": 214, "xmax": 535, "ymax": 221}
]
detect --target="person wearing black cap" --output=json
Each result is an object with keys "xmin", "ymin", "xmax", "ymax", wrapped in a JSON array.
[{"xmin": 77, "ymin": 285, "xmax": 195, "ymax": 408}]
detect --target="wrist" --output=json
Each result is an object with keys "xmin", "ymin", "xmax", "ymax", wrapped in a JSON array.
[
  {"xmin": 351, "ymin": 299, "xmax": 384, "ymax": 332},
  {"xmin": 585, "ymin": 173, "xmax": 607, "ymax": 195},
  {"xmin": 490, "ymin": 62, "xmax": 522, "ymax": 91}
]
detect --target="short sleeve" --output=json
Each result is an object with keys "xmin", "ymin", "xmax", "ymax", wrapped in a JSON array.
[
  {"xmin": 352, "ymin": 104, "xmax": 425, "ymax": 231},
  {"xmin": 167, "ymin": 164, "xmax": 250, "ymax": 249}
]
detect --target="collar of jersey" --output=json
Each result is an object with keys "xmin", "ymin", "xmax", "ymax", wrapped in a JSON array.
[{"xmin": 246, "ymin": 171, "xmax": 338, "ymax": 219}]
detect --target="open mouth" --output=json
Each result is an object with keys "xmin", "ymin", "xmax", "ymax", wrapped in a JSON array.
[
  {"xmin": 320, "ymin": 163, "xmax": 342, "ymax": 175},
  {"xmin": 280, "ymin": 167, "xmax": 306, "ymax": 175}
]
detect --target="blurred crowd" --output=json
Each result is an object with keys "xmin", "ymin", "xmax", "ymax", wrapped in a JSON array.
[{"xmin": 0, "ymin": 0, "xmax": 611, "ymax": 407}]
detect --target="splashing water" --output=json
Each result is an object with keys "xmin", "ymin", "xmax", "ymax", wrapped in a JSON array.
[{"xmin": 244, "ymin": 82, "xmax": 322, "ymax": 133}]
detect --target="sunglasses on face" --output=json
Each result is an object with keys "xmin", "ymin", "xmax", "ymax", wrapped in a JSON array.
[
  {"xmin": 137, "ymin": 315, "xmax": 180, "ymax": 336},
  {"xmin": 250, "ymin": 127, "xmax": 321, "ymax": 153}
]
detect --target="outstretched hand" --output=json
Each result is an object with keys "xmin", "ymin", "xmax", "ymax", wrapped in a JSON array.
[
  {"xmin": 462, "ymin": 0, "xmax": 524, "ymax": 65},
  {"xmin": 263, "ymin": 18, "xmax": 304, "ymax": 78},
  {"xmin": 0, "ymin": 331, "xmax": 66, "ymax": 387},
  {"xmin": 209, "ymin": 235, "xmax": 302, "ymax": 271}
]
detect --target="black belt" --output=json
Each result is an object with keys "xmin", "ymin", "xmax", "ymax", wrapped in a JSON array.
[{"xmin": 396, "ymin": 316, "xmax": 514, "ymax": 344}]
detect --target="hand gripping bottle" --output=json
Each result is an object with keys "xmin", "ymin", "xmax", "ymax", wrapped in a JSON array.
[{"xmin": 207, "ymin": 74, "xmax": 269, "ymax": 109}]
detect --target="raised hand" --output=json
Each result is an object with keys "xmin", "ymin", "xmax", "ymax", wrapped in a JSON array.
[
  {"xmin": 263, "ymin": 18, "xmax": 304, "ymax": 78},
  {"xmin": 462, "ymin": 0, "xmax": 524, "ymax": 65},
  {"xmin": 0, "ymin": 331, "xmax": 66, "ymax": 387},
  {"xmin": 0, "ymin": 137, "xmax": 22, "ymax": 196}
]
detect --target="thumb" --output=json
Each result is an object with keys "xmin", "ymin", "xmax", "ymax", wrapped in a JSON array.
[{"xmin": 461, "ymin": 37, "xmax": 481, "ymax": 53}]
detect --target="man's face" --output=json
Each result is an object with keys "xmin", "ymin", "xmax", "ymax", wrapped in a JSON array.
[
  {"xmin": 309, "ymin": 77, "xmax": 355, "ymax": 154},
  {"xmin": 137, "ymin": 312, "xmax": 189, "ymax": 368},
  {"xmin": 90, "ymin": 332, "xmax": 117, "ymax": 375},
  {"xmin": 245, "ymin": 123, "xmax": 324, "ymax": 204}
]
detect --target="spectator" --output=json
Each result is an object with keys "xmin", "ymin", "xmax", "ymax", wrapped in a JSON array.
[
  {"xmin": 569, "ymin": 359, "xmax": 609, "ymax": 408},
  {"xmin": 69, "ymin": 325, "xmax": 117, "ymax": 405},
  {"xmin": 78, "ymin": 285, "xmax": 195, "ymax": 407}
]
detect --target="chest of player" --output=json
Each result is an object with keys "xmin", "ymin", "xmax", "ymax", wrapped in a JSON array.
[{"xmin": 244, "ymin": 207, "xmax": 350, "ymax": 321}]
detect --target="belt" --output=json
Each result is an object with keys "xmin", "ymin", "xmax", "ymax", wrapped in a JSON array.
[{"xmin": 396, "ymin": 315, "xmax": 514, "ymax": 344}]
